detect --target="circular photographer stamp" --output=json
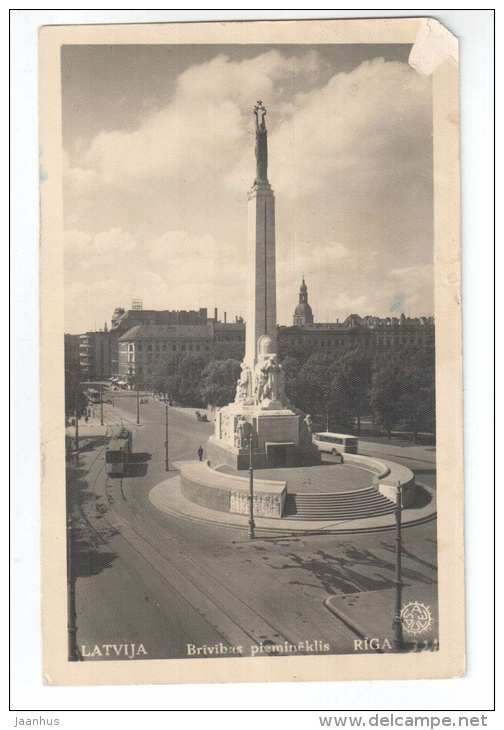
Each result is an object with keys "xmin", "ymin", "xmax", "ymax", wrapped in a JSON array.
[{"xmin": 400, "ymin": 601, "xmax": 433, "ymax": 636}]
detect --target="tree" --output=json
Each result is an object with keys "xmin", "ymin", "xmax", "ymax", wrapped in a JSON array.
[
  {"xmin": 281, "ymin": 355, "xmax": 302, "ymax": 406},
  {"xmin": 369, "ymin": 358, "xmax": 404, "ymax": 438},
  {"xmin": 65, "ymin": 365, "xmax": 87, "ymax": 419},
  {"xmin": 199, "ymin": 359, "xmax": 242, "ymax": 408},
  {"xmin": 172, "ymin": 354, "xmax": 207, "ymax": 406},
  {"xmin": 370, "ymin": 349, "xmax": 435, "ymax": 440},
  {"xmin": 279, "ymin": 339, "xmax": 313, "ymax": 368},
  {"xmin": 397, "ymin": 349, "xmax": 436, "ymax": 440},
  {"xmin": 295, "ymin": 352, "xmax": 337, "ymax": 426},
  {"xmin": 213, "ymin": 341, "xmax": 245, "ymax": 362},
  {"xmin": 139, "ymin": 354, "xmax": 207, "ymax": 406},
  {"xmin": 332, "ymin": 347, "xmax": 372, "ymax": 433}
]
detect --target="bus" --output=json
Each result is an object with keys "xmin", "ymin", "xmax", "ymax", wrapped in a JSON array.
[
  {"xmin": 312, "ymin": 432, "xmax": 359, "ymax": 456},
  {"xmin": 105, "ymin": 428, "xmax": 132, "ymax": 476}
]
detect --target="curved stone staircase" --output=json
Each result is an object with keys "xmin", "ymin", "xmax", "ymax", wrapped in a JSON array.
[{"xmin": 284, "ymin": 486, "xmax": 396, "ymax": 521}]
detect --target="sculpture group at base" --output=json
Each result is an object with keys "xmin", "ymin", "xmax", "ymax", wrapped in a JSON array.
[
  {"xmin": 208, "ymin": 334, "xmax": 320, "ymax": 470},
  {"xmin": 234, "ymin": 335, "xmax": 289, "ymax": 411}
]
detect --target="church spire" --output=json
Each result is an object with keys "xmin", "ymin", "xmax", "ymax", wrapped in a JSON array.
[{"xmin": 293, "ymin": 276, "xmax": 314, "ymax": 326}]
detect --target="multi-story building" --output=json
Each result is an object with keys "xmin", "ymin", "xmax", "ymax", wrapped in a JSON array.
[
  {"xmin": 78, "ymin": 281, "xmax": 434, "ymax": 386},
  {"xmin": 110, "ymin": 306, "xmax": 209, "ymax": 375},
  {"xmin": 79, "ymin": 329, "xmax": 112, "ymax": 381},
  {"xmin": 118, "ymin": 324, "xmax": 214, "ymax": 382},
  {"xmin": 64, "ymin": 333, "xmax": 80, "ymax": 373},
  {"xmin": 280, "ymin": 278, "xmax": 434, "ymax": 358}
]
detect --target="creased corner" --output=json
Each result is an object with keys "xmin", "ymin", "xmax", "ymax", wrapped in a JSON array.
[{"xmin": 409, "ymin": 18, "xmax": 459, "ymax": 76}]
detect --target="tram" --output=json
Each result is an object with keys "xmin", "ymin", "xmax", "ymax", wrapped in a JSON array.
[{"xmin": 105, "ymin": 428, "xmax": 132, "ymax": 476}]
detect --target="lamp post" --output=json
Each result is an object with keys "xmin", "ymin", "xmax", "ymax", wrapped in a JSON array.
[
  {"xmin": 248, "ymin": 428, "xmax": 256, "ymax": 540},
  {"xmin": 164, "ymin": 402, "xmax": 170, "ymax": 471},
  {"xmin": 74, "ymin": 390, "xmax": 80, "ymax": 465},
  {"xmin": 99, "ymin": 382, "xmax": 104, "ymax": 426},
  {"xmin": 66, "ymin": 500, "xmax": 79, "ymax": 660},
  {"xmin": 136, "ymin": 388, "xmax": 140, "ymax": 425},
  {"xmin": 66, "ymin": 459, "xmax": 80, "ymax": 660},
  {"xmin": 392, "ymin": 481, "xmax": 404, "ymax": 650}
]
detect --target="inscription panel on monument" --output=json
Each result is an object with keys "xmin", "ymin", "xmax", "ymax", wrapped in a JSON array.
[{"xmin": 257, "ymin": 414, "xmax": 299, "ymax": 446}]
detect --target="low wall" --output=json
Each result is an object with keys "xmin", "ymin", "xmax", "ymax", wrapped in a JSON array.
[
  {"xmin": 180, "ymin": 452, "xmax": 417, "ymax": 520},
  {"xmin": 344, "ymin": 453, "xmax": 416, "ymax": 508},
  {"xmin": 179, "ymin": 461, "xmax": 287, "ymax": 518}
]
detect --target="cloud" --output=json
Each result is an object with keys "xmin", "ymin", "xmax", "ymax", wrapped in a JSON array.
[
  {"xmin": 65, "ymin": 227, "xmax": 136, "ymax": 270},
  {"xmin": 386, "ymin": 263, "xmax": 434, "ymax": 313},
  {"xmin": 64, "ymin": 226, "xmax": 248, "ymax": 332},
  {"xmin": 63, "ymin": 51, "xmax": 434, "ymax": 332},
  {"xmin": 66, "ymin": 50, "xmax": 324, "ymax": 193},
  {"xmin": 228, "ymin": 57, "xmax": 431, "ymax": 200}
]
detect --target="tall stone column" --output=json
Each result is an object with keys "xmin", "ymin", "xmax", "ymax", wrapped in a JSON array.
[
  {"xmin": 245, "ymin": 181, "xmax": 277, "ymax": 368},
  {"xmin": 206, "ymin": 101, "xmax": 321, "ymax": 470},
  {"xmin": 244, "ymin": 101, "xmax": 277, "ymax": 369}
]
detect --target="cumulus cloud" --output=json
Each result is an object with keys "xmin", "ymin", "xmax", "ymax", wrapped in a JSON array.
[
  {"xmin": 66, "ymin": 50, "xmax": 323, "ymax": 192},
  {"xmin": 63, "ymin": 49, "xmax": 433, "ymax": 332}
]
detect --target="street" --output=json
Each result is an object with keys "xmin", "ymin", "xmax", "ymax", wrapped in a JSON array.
[{"xmin": 70, "ymin": 395, "xmax": 438, "ymax": 660}]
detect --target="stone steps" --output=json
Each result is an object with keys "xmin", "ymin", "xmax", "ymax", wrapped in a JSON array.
[{"xmin": 285, "ymin": 489, "xmax": 396, "ymax": 521}]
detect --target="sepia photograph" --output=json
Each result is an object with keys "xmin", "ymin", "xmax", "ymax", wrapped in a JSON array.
[{"xmin": 38, "ymin": 17, "xmax": 465, "ymax": 686}]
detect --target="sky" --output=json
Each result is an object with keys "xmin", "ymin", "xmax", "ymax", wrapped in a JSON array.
[{"xmin": 61, "ymin": 44, "xmax": 433, "ymax": 334}]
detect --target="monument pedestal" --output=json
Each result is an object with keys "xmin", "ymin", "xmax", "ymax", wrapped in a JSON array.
[{"xmin": 207, "ymin": 401, "xmax": 320, "ymax": 471}]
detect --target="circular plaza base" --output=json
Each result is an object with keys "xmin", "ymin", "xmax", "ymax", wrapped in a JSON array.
[
  {"xmin": 149, "ymin": 473, "xmax": 436, "ymax": 534},
  {"xmin": 148, "ymin": 454, "xmax": 435, "ymax": 533},
  {"xmin": 216, "ymin": 460, "xmax": 371, "ymax": 494}
]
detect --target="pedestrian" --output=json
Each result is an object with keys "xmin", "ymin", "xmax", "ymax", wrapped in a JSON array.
[{"xmin": 197, "ymin": 445, "xmax": 204, "ymax": 462}]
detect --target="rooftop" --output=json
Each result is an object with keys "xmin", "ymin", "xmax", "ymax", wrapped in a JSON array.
[{"xmin": 119, "ymin": 324, "xmax": 211, "ymax": 341}]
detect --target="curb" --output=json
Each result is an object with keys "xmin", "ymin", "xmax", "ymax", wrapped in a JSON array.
[
  {"xmin": 149, "ymin": 478, "xmax": 437, "ymax": 536},
  {"xmin": 323, "ymin": 597, "xmax": 368, "ymax": 640}
]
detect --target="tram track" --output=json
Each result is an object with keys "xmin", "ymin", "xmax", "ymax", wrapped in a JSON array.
[
  {"xmin": 111, "ymin": 477, "xmax": 301, "ymax": 652},
  {"xmin": 77, "ymin": 444, "xmax": 297, "ymax": 655}
]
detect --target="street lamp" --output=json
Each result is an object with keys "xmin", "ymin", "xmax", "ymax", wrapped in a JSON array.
[
  {"xmin": 66, "ymin": 461, "xmax": 80, "ymax": 660},
  {"xmin": 99, "ymin": 382, "xmax": 104, "ymax": 426},
  {"xmin": 164, "ymin": 401, "xmax": 170, "ymax": 471},
  {"xmin": 248, "ymin": 426, "xmax": 256, "ymax": 540},
  {"xmin": 392, "ymin": 480, "xmax": 404, "ymax": 650},
  {"xmin": 136, "ymin": 388, "xmax": 140, "ymax": 425},
  {"xmin": 74, "ymin": 390, "xmax": 80, "ymax": 466}
]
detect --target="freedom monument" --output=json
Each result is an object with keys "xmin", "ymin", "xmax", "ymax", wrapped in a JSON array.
[
  {"xmin": 163, "ymin": 103, "xmax": 420, "ymax": 523},
  {"xmin": 207, "ymin": 102, "xmax": 320, "ymax": 470}
]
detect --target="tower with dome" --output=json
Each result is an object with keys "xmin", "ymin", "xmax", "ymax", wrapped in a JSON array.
[{"xmin": 293, "ymin": 277, "xmax": 314, "ymax": 326}]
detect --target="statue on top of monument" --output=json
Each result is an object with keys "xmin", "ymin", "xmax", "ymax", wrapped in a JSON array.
[{"xmin": 253, "ymin": 100, "xmax": 268, "ymax": 184}]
